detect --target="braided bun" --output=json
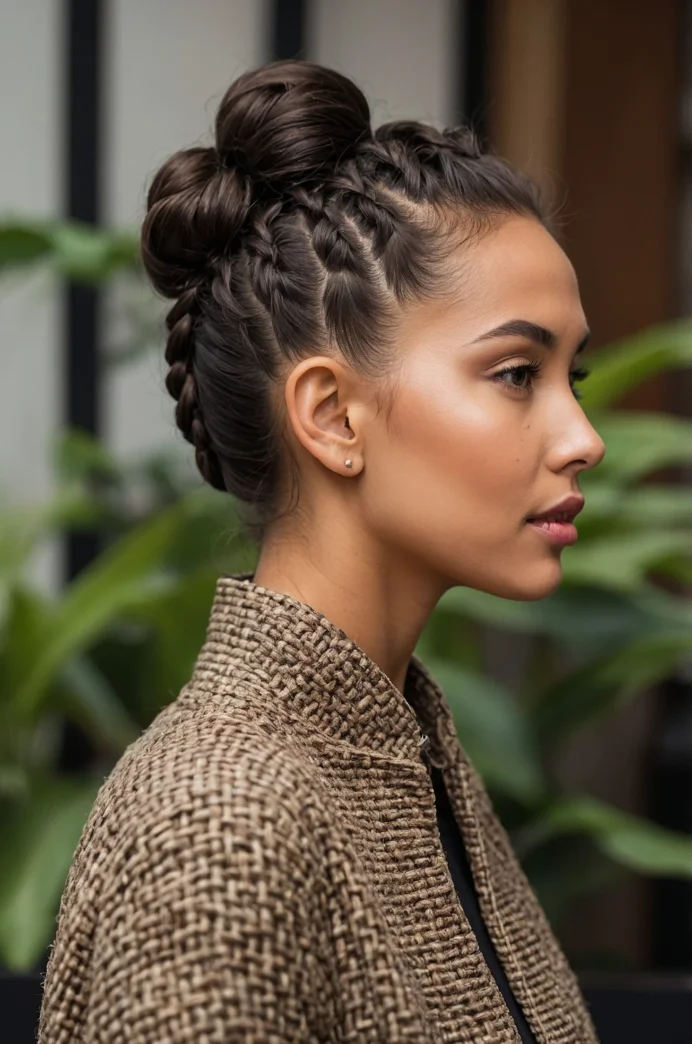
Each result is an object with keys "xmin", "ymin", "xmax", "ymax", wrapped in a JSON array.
[
  {"xmin": 141, "ymin": 148, "xmax": 250, "ymax": 300},
  {"xmin": 141, "ymin": 147, "xmax": 248, "ymax": 491},
  {"xmin": 143, "ymin": 59, "xmax": 373, "ymax": 301}
]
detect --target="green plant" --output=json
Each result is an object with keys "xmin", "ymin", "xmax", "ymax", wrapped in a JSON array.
[
  {"xmin": 1, "ymin": 217, "xmax": 692, "ymax": 972},
  {"xmin": 0, "ymin": 438, "xmax": 255, "ymax": 970}
]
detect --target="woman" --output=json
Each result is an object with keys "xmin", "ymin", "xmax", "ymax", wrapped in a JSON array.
[{"xmin": 40, "ymin": 59, "xmax": 605, "ymax": 1043}]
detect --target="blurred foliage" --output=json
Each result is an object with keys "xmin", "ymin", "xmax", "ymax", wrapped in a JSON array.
[
  {"xmin": 0, "ymin": 218, "xmax": 139, "ymax": 282},
  {"xmin": 1, "ymin": 218, "xmax": 692, "ymax": 972}
]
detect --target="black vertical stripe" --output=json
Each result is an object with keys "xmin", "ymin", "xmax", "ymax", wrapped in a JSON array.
[
  {"xmin": 651, "ymin": 674, "xmax": 692, "ymax": 968},
  {"xmin": 59, "ymin": 0, "xmax": 104, "ymax": 775},
  {"xmin": 461, "ymin": 0, "xmax": 488, "ymax": 142},
  {"xmin": 64, "ymin": 0, "xmax": 103, "ymax": 581},
  {"xmin": 271, "ymin": 0, "xmax": 307, "ymax": 61}
]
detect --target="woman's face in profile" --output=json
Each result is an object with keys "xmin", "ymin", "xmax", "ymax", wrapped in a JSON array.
[{"xmin": 363, "ymin": 215, "xmax": 606, "ymax": 601}]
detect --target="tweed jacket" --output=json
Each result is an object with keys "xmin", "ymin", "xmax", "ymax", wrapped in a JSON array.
[{"xmin": 39, "ymin": 572, "xmax": 598, "ymax": 1044}]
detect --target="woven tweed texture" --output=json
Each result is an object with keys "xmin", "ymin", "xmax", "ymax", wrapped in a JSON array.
[{"xmin": 39, "ymin": 572, "xmax": 599, "ymax": 1043}]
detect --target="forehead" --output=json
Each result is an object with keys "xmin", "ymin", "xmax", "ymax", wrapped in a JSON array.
[{"xmin": 448, "ymin": 215, "xmax": 584, "ymax": 325}]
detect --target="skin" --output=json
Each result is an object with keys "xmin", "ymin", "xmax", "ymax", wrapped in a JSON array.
[{"xmin": 253, "ymin": 215, "xmax": 606, "ymax": 694}]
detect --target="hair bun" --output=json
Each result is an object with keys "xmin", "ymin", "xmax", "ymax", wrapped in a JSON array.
[
  {"xmin": 214, "ymin": 59, "xmax": 372, "ymax": 193},
  {"xmin": 142, "ymin": 145, "xmax": 251, "ymax": 299}
]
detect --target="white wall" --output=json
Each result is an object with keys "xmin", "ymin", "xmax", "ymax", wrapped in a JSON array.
[
  {"xmin": 312, "ymin": 0, "xmax": 459, "ymax": 128},
  {"xmin": 0, "ymin": 0, "xmax": 61, "ymax": 588},
  {"xmin": 103, "ymin": 0, "xmax": 267, "ymax": 464}
]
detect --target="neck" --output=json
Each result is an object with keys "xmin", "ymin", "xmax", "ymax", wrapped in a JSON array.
[{"xmin": 253, "ymin": 528, "xmax": 447, "ymax": 694}]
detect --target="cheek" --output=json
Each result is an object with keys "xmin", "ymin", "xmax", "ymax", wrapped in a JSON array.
[{"xmin": 376, "ymin": 375, "xmax": 536, "ymax": 515}]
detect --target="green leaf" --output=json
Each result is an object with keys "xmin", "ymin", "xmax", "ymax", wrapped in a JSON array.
[
  {"xmin": 532, "ymin": 630, "xmax": 692, "ymax": 746},
  {"xmin": 6, "ymin": 488, "xmax": 249, "ymax": 723},
  {"xmin": 579, "ymin": 320, "xmax": 692, "ymax": 410},
  {"xmin": 438, "ymin": 583, "xmax": 681, "ymax": 656},
  {"xmin": 577, "ymin": 484, "xmax": 692, "ymax": 531},
  {"xmin": 439, "ymin": 586, "xmax": 549, "ymax": 631},
  {"xmin": 51, "ymin": 223, "xmax": 114, "ymax": 281},
  {"xmin": 0, "ymin": 490, "xmax": 100, "ymax": 585},
  {"xmin": 51, "ymin": 222, "xmax": 139, "ymax": 281},
  {"xmin": 520, "ymin": 796, "xmax": 692, "ymax": 878},
  {"xmin": 586, "ymin": 411, "xmax": 692, "ymax": 486},
  {"xmin": 0, "ymin": 764, "xmax": 29, "ymax": 800},
  {"xmin": 0, "ymin": 219, "xmax": 140, "ymax": 283},
  {"xmin": 0, "ymin": 776, "xmax": 99, "ymax": 970},
  {"xmin": 417, "ymin": 611, "xmax": 485, "ymax": 672},
  {"xmin": 425, "ymin": 658, "xmax": 545, "ymax": 803},
  {"xmin": 0, "ymin": 589, "xmax": 51, "ymax": 731},
  {"xmin": 0, "ymin": 225, "xmax": 53, "ymax": 271},
  {"xmin": 54, "ymin": 428, "xmax": 121, "ymax": 483},
  {"xmin": 106, "ymin": 228, "xmax": 141, "ymax": 269},
  {"xmin": 561, "ymin": 530, "xmax": 692, "ymax": 591},
  {"xmin": 56, "ymin": 656, "xmax": 141, "ymax": 752},
  {"xmin": 125, "ymin": 565, "xmax": 221, "ymax": 716},
  {"xmin": 6, "ymin": 497, "xmax": 200, "ymax": 722},
  {"xmin": 518, "ymin": 833, "xmax": 624, "ymax": 929}
]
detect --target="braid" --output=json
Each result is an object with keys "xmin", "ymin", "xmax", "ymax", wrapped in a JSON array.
[
  {"xmin": 298, "ymin": 193, "xmax": 370, "ymax": 278},
  {"xmin": 244, "ymin": 200, "xmax": 323, "ymax": 357},
  {"xmin": 353, "ymin": 121, "xmax": 484, "ymax": 203},
  {"xmin": 328, "ymin": 158, "xmax": 432, "ymax": 300},
  {"xmin": 376, "ymin": 121, "xmax": 482, "ymax": 160},
  {"xmin": 289, "ymin": 186, "xmax": 391, "ymax": 364},
  {"xmin": 163, "ymin": 287, "xmax": 226, "ymax": 491},
  {"xmin": 141, "ymin": 142, "xmax": 256, "ymax": 495},
  {"xmin": 355, "ymin": 136, "xmax": 426, "ymax": 199}
]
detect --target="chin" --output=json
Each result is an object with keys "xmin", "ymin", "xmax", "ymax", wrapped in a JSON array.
[{"xmin": 479, "ymin": 560, "xmax": 563, "ymax": 602}]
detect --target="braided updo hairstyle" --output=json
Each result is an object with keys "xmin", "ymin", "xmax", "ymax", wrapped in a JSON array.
[{"xmin": 141, "ymin": 59, "xmax": 548, "ymax": 544}]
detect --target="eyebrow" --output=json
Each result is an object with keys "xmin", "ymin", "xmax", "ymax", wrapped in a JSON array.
[{"xmin": 471, "ymin": 319, "xmax": 591, "ymax": 355}]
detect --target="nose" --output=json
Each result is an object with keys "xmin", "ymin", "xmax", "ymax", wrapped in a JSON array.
[{"xmin": 549, "ymin": 402, "xmax": 606, "ymax": 476}]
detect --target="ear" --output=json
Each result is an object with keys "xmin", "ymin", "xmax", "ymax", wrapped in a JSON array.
[{"xmin": 284, "ymin": 356, "xmax": 366, "ymax": 476}]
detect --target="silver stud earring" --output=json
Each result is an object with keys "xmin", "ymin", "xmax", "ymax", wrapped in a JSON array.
[{"xmin": 344, "ymin": 459, "xmax": 353, "ymax": 469}]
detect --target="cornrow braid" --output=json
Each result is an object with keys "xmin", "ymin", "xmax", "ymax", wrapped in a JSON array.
[
  {"xmin": 140, "ymin": 58, "xmax": 548, "ymax": 544},
  {"xmin": 289, "ymin": 185, "xmax": 393, "ymax": 365},
  {"xmin": 162, "ymin": 287, "xmax": 226, "ymax": 492},
  {"xmin": 141, "ymin": 144, "xmax": 254, "ymax": 494},
  {"xmin": 327, "ymin": 157, "xmax": 436, "ymax": 302},
  {"xmin": 244, "ymin": 199, "xmax": 324, "ymax": 357}
]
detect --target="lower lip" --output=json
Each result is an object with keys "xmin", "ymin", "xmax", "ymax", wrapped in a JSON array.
[{"xmin": 526, "ymin": 518, "xmax": 578, "ymax": 545}]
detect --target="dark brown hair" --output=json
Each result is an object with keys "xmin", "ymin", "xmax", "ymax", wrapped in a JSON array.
[{"xmin": 141, "ymin": 59, "xmax": 547, "ymax": 544}]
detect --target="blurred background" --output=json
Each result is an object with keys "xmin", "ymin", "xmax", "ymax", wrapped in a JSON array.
[{"xmin": 2, "ymin": 2, "xmax": 692, "ymax": 1041}]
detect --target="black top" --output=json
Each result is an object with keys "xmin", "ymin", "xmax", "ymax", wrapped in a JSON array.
[{"xmin": 430, "ymin": 762, "xmax": 539, "ymax": 1044}]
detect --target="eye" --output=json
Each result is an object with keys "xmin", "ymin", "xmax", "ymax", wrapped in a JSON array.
[
  {"xmin": 491, "ymin": 361, "xmax": 592, "ymax": 399},
  {"xmin": 491, "ymin": 361, "xmax": 542, "ymax": 395}
]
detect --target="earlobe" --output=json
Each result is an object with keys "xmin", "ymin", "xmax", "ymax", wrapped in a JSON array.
[{"xmin": 343, "ymin": 417, "xmax": 357, "ymax": 471}]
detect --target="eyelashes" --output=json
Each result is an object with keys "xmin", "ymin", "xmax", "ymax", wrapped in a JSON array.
[
  {"xmin": 492, "ymin": 361, "xmax": 591, "ymax": 400},
  {"xmin": 570, "ymin": 366, "xmax": 591, "ymax": 399}
]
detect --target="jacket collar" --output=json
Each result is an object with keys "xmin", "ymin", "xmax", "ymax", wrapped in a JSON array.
[{"xmin": 195, "ymin": 571, "xmax": 458, "ymax": 767}]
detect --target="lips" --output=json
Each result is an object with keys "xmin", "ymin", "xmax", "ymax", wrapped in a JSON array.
[
  {"xmin": 526, "ymin": 494, "xmax": 585, "ymax": 524},
  {"xmin": 528, "ymin": 510, "xmax": 577, "ymax": 523}
]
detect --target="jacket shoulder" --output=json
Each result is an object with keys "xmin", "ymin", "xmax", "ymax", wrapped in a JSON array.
[
  {"xmin": 40, "ymin": 686, "xmax": 336, "ymax": 1042},
  {"xmin": 77, "ymin": 685, "xmax": 324, "ymax": 868}
]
